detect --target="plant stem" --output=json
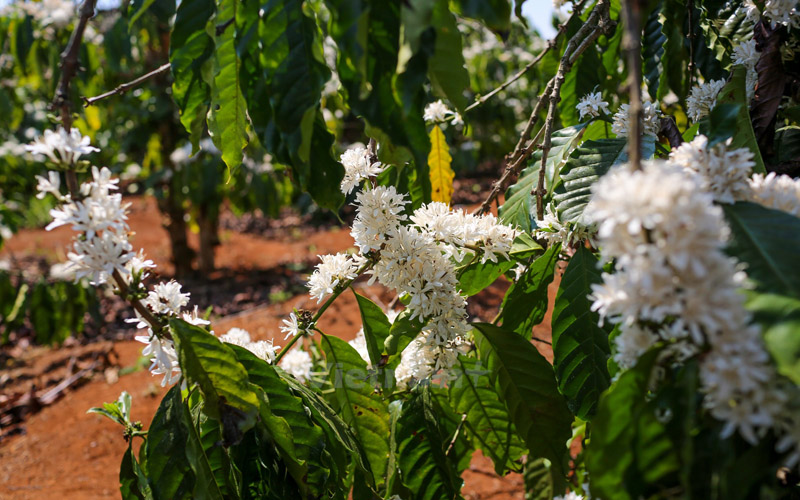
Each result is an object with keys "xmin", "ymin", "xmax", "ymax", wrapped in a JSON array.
[
  {"xmin": 83, "ymin": 63, "xmax": 171, "ymax": 107},
  {"xmin": 53, "ymin": 0, "xmax": 96, "ymax": 131},
  {"xmin": 274, "ymin": 261, "xmax": 374, "ymax": 364},
  {"xmin": 445, "ymin": 414, "xmax": 468, "ymax": 456},
  {"xmin": 621, "ymin": 0, "xmax": 645, "ymax": 170}
]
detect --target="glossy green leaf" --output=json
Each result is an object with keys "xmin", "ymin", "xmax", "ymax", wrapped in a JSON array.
[
  {"xmin": 384, "ymin": 309, "xmax": 425, "ymax": 356},
  {"xmin": 448, "ymin": 355, "xmax": 525, "ymax": 474},
  {"xmin": 472, "ymin": 323, "xmax": 573, "ymax": 488},
  {"xmin": 170, "ymin": 0, "xmax": 214, "ymax": 152},
  {"xmin": 354, "ymin": 292, "xmax": 392, "ymax": 366},
  {"xmin": 144, "ymin": 386, "xmax": 195, "ymax": 499},
  {"xmin": 450, "ymin": 0, "xmax": 512, "ymax": 33},
  {"xmin": 320, "ymin": 334, "xmax": 390, "ymax": 488},
  {"xmin": 522, "ymin": 458, "xmax": 553, "ymax": 500},
  {"xmin": 713, "ymin": 68, "xmax": 766, "ymax": 173},
  {"xmin": 120, "ymin": 442, "xmax": 152, "ymax": 500},
  {"xmin": 553, "ymin": 136, "xmax": 655, "ymax": 224},
  {"xmin": 207, "ymin": 0, "xmax": 249, "ymax": 170},
  {"xmin": 746, "ymin": 292, "xmax": 800, "ymax": 394},
  {"xmin": 182, "ymin": 403, "xmax": 226, "ymax": 500},
  {"xmin": 456, "ymin": 257, "xmax": 515, "ymax": 297},
  {"xmin": 499, "ymin": 244, "xmax": 560, "ymax": 338},
  {"xmin": 723, "ymin": 202, "xmax": 800, "ymax": 298},
  {"xmin": 500, "ymin": 123, "xmax": 589, "ymax": 232},
  {"xmin": 395, "ymin": 388, "xmax": 466, "ymax": 500},
  {"xmin": 170, "ymin": 319, "xmax": 259, "ymax": 445},
  {"xmin": 428, "ymin": 0, "xmax": 470, "ymax": 111},
  {"xmin": 551, "ymin": 246, "xmax": 611, "ymax": 419}
]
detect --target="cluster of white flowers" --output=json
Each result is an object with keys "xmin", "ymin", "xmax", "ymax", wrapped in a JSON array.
[
  {"xmin": 731, "ymin": 39, "xmax": 760, "ymax": 99},
  {"xmin": 300, "ymin": 154, "xmax": 517, "ymax": 380},
  {"xmin": 745, "ymin": 0, "xmax": 800, "ymax": 28},
  {"xmin": 10, "ymin": 0, "xmax": 76, "ymax": 29},
  {"xmin": 748, "ymin": 172, "xmax": 800, "ymax": 216},
  {"xmin": 587, "ymin": 158, "xmax": 799, "ymax": 457},
  {"xmin": 307, "ymin": 253, "xmax": 361, "ymax": 303},
  {"xmin": 686, "ymin": 79, "xmax": 727, "ymax": 122},
  {"xmin": 534, "ymin": 203, "xmax": 597, "ymax": 248},
  {"xmin": 423, "ymin": 100, "xmax": 463, "ymax": 126},
  {"xmin": 576, "ymin": 92, "xmax": 610, "ymax": 121},
  {"xmin": 669, "ymin": 135, "xmax": 755, "ymax": 203},
  {"xmin": 219, "ymin": 327, "xmax": 280, "ymax": 363},
  {"xmin": 280, "ymin": 347, "xmax": 313, "ymax": 382},
  {"xmin": 25, "ymin": 127, "xmax": 99, "ymax": 166},
  {"xmin": 339, "ymin": 145, "xmax": 385, "ymax": 195},
  {"xmin": 27, "ymin": 127, "xmax": 216, "ymax": 387},
  {"xmin": 611, "ymin": 100, "xmax": 661, "ymax": 137}
]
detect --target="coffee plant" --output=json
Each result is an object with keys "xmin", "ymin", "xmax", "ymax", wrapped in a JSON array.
[{"xmin": 7, "ymin": 0, "xmax": 800, "ymax": 498}]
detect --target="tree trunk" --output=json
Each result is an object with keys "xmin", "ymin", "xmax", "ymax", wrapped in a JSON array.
[{"xmin": 197, "ymin": 204, "xmax": 219, "ymax": 274}]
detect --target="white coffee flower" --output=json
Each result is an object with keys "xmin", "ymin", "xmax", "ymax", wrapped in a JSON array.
[
  {"xmin": 611, "ymin": 100, "xmax": 661, "ymax": 137},
  {"xmin": 577, "ymin": 91, "xmax": 610, "ymax": 120},
  {"xmin": 280, "ymin": 348, "xmax": 313, "ymax": 382},
  {"xmin": 307, "ymin": 253, "xmax": 360, "ymax": 303},
  {"xmin": 220, "ymin": 327, "xmax": 252, "ymax": 346},
  {"xmin": 135, "ymin": 333, "xmax": 181, "ymax": 387},
  {"xmin": 732, "ymin": 39, "xmax": 760, "ymax": 68},
  {"xmin": 25, "ymin": 127, "xmax": 99, "ymax": 166},
  {"xmin": 248, "ymin": 340, "xmax": 280, "ymax": 363},
  {"xmin": 668, "ymin": 135, "xmax": 754, "ymax": 204},
  {"xmin": 763, "ymin": 0, "xmax": 799, "ymax": 27},
  {"xmin": 686, "ymin": 79, "xmax": 726, "ymax": 122},
  {"xmin": 423, "ymin": 99, "xmax": 454, "ymax": 123},
  {"xmin": 35, "ymin": 171, "xmax": 61, "ymax": 200},
  {"xmin": 349, "ymin": 329, "xmax": 371, "ymax": 366},
  {"xmin": 339, "ymin": 146, "xmax": 385, "ymax": 194},
  {"xmin": 351, "ymin": 186, "xmax": 408, "ymax": 252},
  {"xmin": 280, "ymin": 312, "xmax": 305, "ymax": 340},
  {"xmin": 554, "ymin": 492, "xmax": 584, "ymax": 500},
  {"xmin": 747, "ymin": 173, "xmax": 800, "ymax": 217},
  {"xmin": 143, "ymin": 280, "xmax": 190, "ymax": 316}
]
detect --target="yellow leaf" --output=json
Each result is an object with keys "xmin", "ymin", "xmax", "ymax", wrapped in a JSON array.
[
  {"xmin": 84, "ymin": 105, "xmax": 102, "ymax": 131},
  {"xmin": 428, "ymin": 125, "xmax": 454, "ymax": 205}
]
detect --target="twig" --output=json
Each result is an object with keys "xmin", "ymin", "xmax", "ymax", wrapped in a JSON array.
[
  {"xmin": 534, "ymin": 0, "xmax": 613, "ymax": 220},
  {"xmin": 446, "ymin": 414, "xmax": 468, "ymax": 456},
  {"xmin": 687, "ymin": 0, "xmax": 695, "ymax": 87},
  {"xmin": 53, "ymin": 0, "xmax": 96, "ymax": 194},
  {"xmin": 83, "ymin": 63, "xmax": 171, "ymax": 107},
  {"xmin": 464, "ymin": 0, "xmax": 591, "ymax": 114},
  {"xmin": 621, "ymin": 0, "xmax": 645, "ymax": 170}
]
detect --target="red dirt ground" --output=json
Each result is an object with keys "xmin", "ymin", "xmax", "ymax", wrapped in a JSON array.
[{"xmin": 0, "ymin": 195, "xmax": 556, "ymax": 499}]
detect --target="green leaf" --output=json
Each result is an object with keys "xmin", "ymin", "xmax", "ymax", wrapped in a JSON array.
[
  {"xmin": 642, "ymin": 1, "xmax": 666, "ymax": 99},
  {"xmin": 553, "ymin": 136, "xmax": 655, "ymax": 224},
  {"xmin": 450, "ymin": 0, "xmax": 512, "ymax": 33},
  {"xmin": 170, "ymin": 319, "xmax": 260, "ymax": 446},
  {"xmin": 207, "ymin": 0, "xmax": 249, "ymax": 170},
  {"xmin": 120, "ymin": 442, "xmax": 152, "ymax": 500},
  {"xmin": 395, "ymin": 388, "xmax": 466, "ymax": 500},
  {"xmin": 713, "ymin": 67, "xmax": 766, "ymax": 173},
  {"xmin": 746, "ymin": 292, "xmax": 800, "ymax": 390},
  {"xmin": 499, "ymin": 244, "xmax": 560, "ymax": 338},
  {"xmin": 500, "ymin": 123, "xmax": 589, "ymax": 232},
  {"xmin": 428, "ymin": 0, "xmax": 470, "ymax": 111},
  {"xmin": 457, "ymin": 257, "xmax": 515, "ymax": 297},
  {"xmin": 472, "ymin": 323, "xmax": 573, "ymax": 488},
  {"xmin": 170, "ymin": 0, "xmax": 215, "ymax": 152},
  {"xmin": 551, "ymin": 246, "xmax": 611, "ymax": 419},
  {"xmin": 320, "ymin": 334, "xmax": 390, "ymax": 488},
  {"xmin": 384, "ymin": 309, "xmax": 425, "ymax": 356},
  {"xmin": 700, "ymin": 102, "xmax": 740, "ymax": 147},
  {"xmin": 559, "ymin": 46, "xmax": 602, "ymax": 127},
  {"xmin": 144, "ymin": 386, "xmax": 195, "ymax": 499},
  {"xmin": 181, "ymin": 403, "xmax": 226, "ymax": 500},
  {"xmin": 448, "ymin": 355, "xmax": 525, "ymax": 474},
  {"xmin": 231, "ymin": 345, "xmax": 337, "ymax": 495},
  {"xmin": 723, "ymin": 202, "xmax": 800, "ymax": 298},
  {"xmin": 354, "ymin": 291, "xmax": 392, "ymax": 366}
]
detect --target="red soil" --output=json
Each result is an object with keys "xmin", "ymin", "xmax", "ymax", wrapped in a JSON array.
[{"xmin": 0, "ymin": 195, "xmax": 555, "ymax": 499}]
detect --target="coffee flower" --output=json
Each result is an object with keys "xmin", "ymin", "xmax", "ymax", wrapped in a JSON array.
[
  {"xmin": 25, "ymin": 127, "xmax": 99, "ymax": 166},
  {"xmin": 577, "ymin": 92, "xmax": 610, "ymax": 120}
]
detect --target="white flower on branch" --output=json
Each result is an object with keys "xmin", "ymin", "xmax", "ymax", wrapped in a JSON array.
[
  {"xmin": 668, "ymin": 135, "xmax": 754, "ymax": 204},
  {"xmin": 280, "ymin": 347, "xmax": 313, "ymax": 382},
  {"xmin": 686, "ymin": 79, "xmax": 726, "ymax": 122},
  {"xmin": 339, "ymin": 146, "xmax": 385, "ymax": 195},
  {"xmin": 280, "ymin": 312, "xmax": 305, "ymax": 340},
  {"xmin": 611, "ymin": 100, "xmax": 661, "ymax": 137},
  {"xmin": 220, "ymin": 327, "xmax": 252, "ymax": 347},
  {"xmin": 35, "ymin": 171, "xmax": 62, "ymax": 200},
  {"xmin": 135, "ymin": 333, "xmax": 181, "ymax": 387},
  {"xmin": 535, "ymin": 203, "xmax": 597, "ymax": 247},
  {"xmin": 351, "ymin": 185, "xmax": 409, "ymax": 252},
  {"xmin": 143, "ymin": 280, "xmax": 190, "ymax": 316},
  {"xmin": 25, "ymin": 127, "xmax": 99, "ymax": 166},
  {"xmin": 423, "ymin": 99, "xmax": 454, "ymax": 123},
  {"xmin": 349, "ymin": 329, "xmax": 371, "ymax": 366},
  {"xmin": 307, "ymin": 253, "xmax": 360, "ymax": 303},
  {"xmin": 732, "ymin": 39, "xmax": 760, "ymax": 68},
  {"xmin": 747, "ymin": 172, "xmax": 800, "ymax": 217},
  {"xmin": 576, "ymin": 91, "xmax": 610, "ymax": 120},
  {"xmin": 763, "ymin": 0, "xmax": 800, "ymax": 28}
]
